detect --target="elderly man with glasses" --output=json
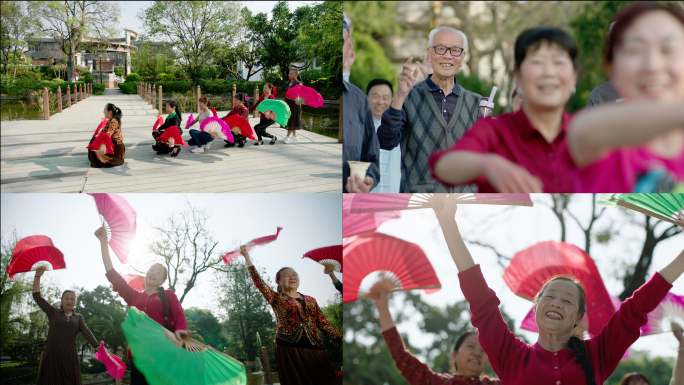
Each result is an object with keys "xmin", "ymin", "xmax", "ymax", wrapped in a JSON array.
[{"xmin": 378, "ymin": 26, "xmax": 481, "ymax": 193}]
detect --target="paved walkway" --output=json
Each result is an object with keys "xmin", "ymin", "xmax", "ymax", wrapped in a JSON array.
[{"xmin": 1, "ymin": 90, "xmax": 341, "ymax": 193}]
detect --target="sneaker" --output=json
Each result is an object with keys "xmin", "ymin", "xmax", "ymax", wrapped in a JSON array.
[
  {"xmin": 190, "ymin": 147, "xmax": 204, "ymax": 153},
  {"xmin": 293, "ymin": 136, "xmax": 299, "ymax": 142},
  {"xmin": 237, "ymin": 140, "xmax": 246, "ymax": 148},
  {"xmin": 170, "ymin": 146, "xmax": 182, "ymax": 157},
  {"xmin": 224, "ymin": 141, "xmax": 235, "ymax": 148},
  {"xmin": 204, "ymin": 141, "xmax": 212, "ymax": 150},
  {"xmin": 284, "ymin": 136, "xmax": 290, "ymax": 144}
]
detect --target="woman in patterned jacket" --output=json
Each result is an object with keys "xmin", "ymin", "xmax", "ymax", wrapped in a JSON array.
[
  {"xmin": 239, "ymin": 245, "xmax": 342, "ymax": 385},
  {"xmin": 32, "ymin": 267, "xmax": 101, "ymax": 385},
  {"xmin": 88, "ymin": 103, "xmax": 125, "ymax": 167}
]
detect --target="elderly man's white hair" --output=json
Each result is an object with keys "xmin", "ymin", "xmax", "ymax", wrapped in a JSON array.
[{"xmin": 428, "ymin": 26, "xmax": 468, "ymax": 52}]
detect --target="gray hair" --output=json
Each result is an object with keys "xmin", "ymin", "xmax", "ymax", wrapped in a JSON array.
[{"xmin": 428, "ymin": 26, "xmax": 468, "ymax": 52}]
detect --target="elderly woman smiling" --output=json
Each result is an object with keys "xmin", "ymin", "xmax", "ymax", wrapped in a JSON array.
[{"xmin": 431, "ymin": 195, "xmax": 683, "ymax": 385}]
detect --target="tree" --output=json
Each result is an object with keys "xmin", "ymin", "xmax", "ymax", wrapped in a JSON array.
[
  {"xmin": 215, "ymin": 259, "xmax": 277, "ymax": 363},
  {"xmin": 73, "ymin": 285, "xmax": 127, "ymax": 354},
  {"xmin": 213, "ymin": 7, "xmax": 266, "ymax": 82},
  {"xmin": 298, "ymin": 1, "xmax": 344, "ymax": 81},
  {"xmin": 250, "ymin": 1, "xmax": 314, "ymax": 81},
  {"xmin": 321, "ymin": 292, "xmax": 343, "ymax": 366},
  {"xmin": 139, "ymin": 1, "xmax": 241, "ymax": 82},
  {"xmin": 0, "ymin": 1, "xmax": 32, "ymax": 80},
  {"xmin": 132, "ymin": 40, "xmax": 174, "ymax": 82},
  {"xmin": 1, "ymin": 229, "xmax": 29, "ymax": 352},
  {"xmin": 185, "ymin": 307, "xmax": 228, "ymax": 350},
  {"xmin": 145, "ymin": 201, "xmax": 221, "ymax": 304},
  {"xmin": 28, "ymin": 1, "xmax": 120, "ymax": 82}
]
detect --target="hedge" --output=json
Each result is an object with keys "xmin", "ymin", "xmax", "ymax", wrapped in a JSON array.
[
  {"xmin": 0, "ymin": 80, "xmax": 104, "ymax": 98},
  {"xmin": 118, "ymin": 81, "xmax": 137, "ymax": 94}
]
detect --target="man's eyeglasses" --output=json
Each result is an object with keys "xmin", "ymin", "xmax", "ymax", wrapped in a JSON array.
[{"xmin": 430, "ymin": 44, "xmax": 465, "ymax": 57}]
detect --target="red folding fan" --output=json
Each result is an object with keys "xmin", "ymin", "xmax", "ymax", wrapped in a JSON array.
[
  {"xmin": 221, "ymin": 227, "xmax": 284, "ymax": 265},
  {"xmin": 7, "ymin": 235, "xmax": 66, "ymax": 279},
  {"xmin": 223, "ymin": 115, "xmax": 256, "ymax": 140},
  {"xmin": 303, "ymin": 245, "xmax": 343, "ymax": 273},
  {"xmin": 122, "ymin": 273, "xmax": 146, "ymax": 291},
  {"xmin": 285, "ymin": 85, "xmax": 324, "ymax": 108},
  {"xmin": 200, "ymin": 117, "xmax": 234, "ymax": 143},
  {"xmin": 343, "ymin": 211, "xmax": 401, "ymax": 238},
  {"xmin": 343, "ymin": 232, "xmax": 441, "ymax": 304},
  {"xmin": 88, "ymin": 193, "xmax": 137, "ymax": 264},
  {"xmin": 153, "ymin": 115, "xmax": 164, "ymax": 130},
  {"xmin": 502, "ymin": 240, "xmax": 614, "ymax": 336},
  {"xmin": 185, "ymin": 114, "xmax": 195, "ymax": 129},
  {"xmin": 211, "ymin": 107, "xmax": 218, "ymax": 117},
  {"xmin": 348, "ymin": 193, "xmax": 533, "ymax": 213},
  {"xmin": 87, "ymin": 132, "xmax": 114, "ymax": 154},
  {"xmin": 93, "ymin": 118, "xmax": 107, "ymax": 137},
  {"xmin": 157, "ymin": 126, "xmax": 188, "ymax": 146}
]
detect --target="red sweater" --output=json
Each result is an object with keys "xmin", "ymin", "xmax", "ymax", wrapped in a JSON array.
[
  {"xmin": 105, "ymin": 269, "xmax": 187, "ymax": 332},
  {"xmin": 221, "ymin": 105, "xmax": 249, "ymax": 121},
  {"xmin": 249, "ymin": 93, "xmax": 276, "ymax": 121},
  {"xmin": 459, "ymin": 265, "xmax": 671, "ymax": 385},
  {"xmin": 383, "ymin": 326, "xmax": 501, "ymax": 384}
]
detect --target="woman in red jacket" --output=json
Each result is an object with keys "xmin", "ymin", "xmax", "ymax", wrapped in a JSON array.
[
  {"xmin": 431, "ymin": 196, "xmax": 683, "ymax": 385},
  {"xmin": 95, "ymin": 226, "xmax": 189, "ymax": 385},
  {"xmin": 221, "ymin": 93, "xmax": 250, "ymax": 148},
  {"xmin": 249, "ymin": 83, "xmax": 278, "ymax": 145},
  {"xmin": 372, "ymin": 280, "xmax": 500, "ymax": 384}
]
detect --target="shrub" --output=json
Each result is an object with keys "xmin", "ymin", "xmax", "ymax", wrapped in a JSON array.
[
  {"xmin": 92, "ymin": 83, "xmax": 105, "ymax": 94},
  {"xmin": 160, "ymin": 73, "xmax": 176, "ymax": 81},
  {"xmin": 15, "ymin": 70, "xmax": 41, "ymax": 81},
  {"xmin": 114, "ymin": 66, "xmax": 125, "ymax": 77},
  {"xmin": 126, "ymin": 73, "xmax": 141, "ymax": 82},
  {"xmin": 81, "ymin": 71, "xmax": 93, "ymax": 84},
  {"xmin": 118, "ymin": 82, "xmax": 137, "ymax": 94}
]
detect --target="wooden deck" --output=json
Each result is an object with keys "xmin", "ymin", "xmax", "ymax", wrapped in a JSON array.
[{"xmin": 1, "ymin": 90, "xmax": 342, "ymax": 193}]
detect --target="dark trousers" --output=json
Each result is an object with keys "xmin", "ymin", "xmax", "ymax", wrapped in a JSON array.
[
  {"xmin": 226, "ymin": 134, "xmax": 246, "ymax": 145},
  {"xmin": 130, "ymin": 360, "xmax": 149, "ymax": 385},
  {"xmin": 188, "ymin": 129, "xmax": 213, "ymax": 147},
  {"xmin": 255, "ymin": 119, "xmax": 275, "ymax": 141}
]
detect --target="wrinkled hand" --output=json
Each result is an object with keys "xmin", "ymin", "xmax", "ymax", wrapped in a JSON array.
[
  {"xmin": 34, "ymin": 266, "xmax": 47, "ymax": 278},
  {"xmin": 94, "ymin": 226, "xmax": 108, "ymax": 242},
  {"xmin": 416, "ymin": 52, "xmax": 433, "ymax": 79},
  {"xmin": 672, "ymin": 321, "xmax": 684, "ymax": 345},
  {"xmin": 431, "ymin": 194, "xmax": 458, "ymax": 220},
  {"xmin": 346, "ymin": 174, "xmax": 373, "ymax": 193},
  {"xmin": 239, "ymin": 245, "xmax": 250, "ymax": 258},
  {"xmin": 396, "ymin": 57, "xmax": 420, "ymax": 98},
  {"xmin": 174, "ymin": 329, "xmax": 190, "ymax": 340},
  {"xmin": 370, "ymin": 281, "xmax": 392, "ymax": 308},
  {"xmin": 483, "ymin": 154, "xmax": 544, "ymax": 193},
  {"xmin": 343, "ymin": 36, "xmax": 356, "ymax": 73}
]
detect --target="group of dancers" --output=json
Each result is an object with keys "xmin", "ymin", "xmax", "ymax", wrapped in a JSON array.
[
  {"xmin": 31, "ymin": 225, "xmax": 342, "ymax": 385},
  {"xmin": 369, "ymin": 196, "xmax": 684, "ymax": 385},
  {"xmin": 87, "ymin": 71, "xmax": 306, "ymax": 167}
]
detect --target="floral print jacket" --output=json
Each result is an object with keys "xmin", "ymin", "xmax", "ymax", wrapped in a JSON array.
[{"xmin": 249, "ymin": 266, "xmax": 342, "ymax": 348}]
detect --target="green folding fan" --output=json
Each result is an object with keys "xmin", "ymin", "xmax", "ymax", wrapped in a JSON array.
[
  {"xmin": 598, "ymin": 194, "xmax": 684, "ymax": 227},
  {"xmin": 256, "ymin": 99, "xmax": 291, "ymax": 126},
  {"xmin": 121, "ymin": 307, "xmax": 246, "ymax": 385}
]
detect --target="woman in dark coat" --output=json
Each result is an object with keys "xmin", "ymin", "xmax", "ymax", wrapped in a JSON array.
[
  {"xmin": 33, "ymin": 267, "xmax": 100, "ymax": 385},
  {"xmin": 282, "ymin": 68, "xmax": 303, "ymax": 144},
  {"xmin": 88, "ymin": 103, "xmax": 125, "ymax": 167},
  {"xmin": 152, "ymin": 100, "xmax": 183, "ymax": 156}
]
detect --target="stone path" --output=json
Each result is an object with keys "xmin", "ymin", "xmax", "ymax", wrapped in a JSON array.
[{"xmin": 1, "ymin": 89, "xmax": 341, "ymax": 193}]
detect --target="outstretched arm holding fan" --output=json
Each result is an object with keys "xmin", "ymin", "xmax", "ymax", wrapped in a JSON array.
[
  {"xmin": 372, "ymin": 284, "xmax": 498, "ymax": 384},
  {"xmin": 671, "ymin": 322, "xmax": 684, "ymax": 385}
]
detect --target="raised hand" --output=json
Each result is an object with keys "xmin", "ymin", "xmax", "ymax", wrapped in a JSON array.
[
  {"xmin": 94, "ymin": 226, "xmax": 108, "ymax": 242},
  {"xmin": 431, "ymin": 194, "xmax": 458, "ymax": 221},
  {"xmin": 343, "ymin": 36, "xmax": 356, "ymax": 73},
  {"xmin": 673, "ymin": 321, "xmax": 684, "ymax": 345},
  {"xmin": 34, "ymin": 266, "xmax": 47, "ymax": 278},
  {"xmin": 483, "ymin": 154, "xmax": 544, "ymax": 193},
  {"xmin": 415, "ymin": 52, "xmax": 433, "ymax": 79},
  {"xmin": 396, "ymin": 57, "xmax": 420, "ymax": 98},
  {"xmin": 324, "ymin": 265, "xmax": 334, "ymax": 275},
  {"xmin": 239, "ymin": 245, "xmax": 249, "ymax": 258}
]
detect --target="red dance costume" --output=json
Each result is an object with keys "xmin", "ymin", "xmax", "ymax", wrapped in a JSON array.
[
  {"xmin": 459, "ymin": 264, "xmax": 671, "ymax": 385},
  {"xmin": 383, "ymin": 326, "xmax": 501, "ymax": 384}
]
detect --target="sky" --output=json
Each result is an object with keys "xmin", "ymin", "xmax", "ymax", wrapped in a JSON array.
[
  {"xmin": 117, "ymin": 1, "xmax": 322, "ymax": 37},
  {"xmin": 1, "ymin": 193, "xmax": 342, "ymax": 319},
  {"xmin": 344, "ymin": 194, "xmax": 684, "ymax": 361}
]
